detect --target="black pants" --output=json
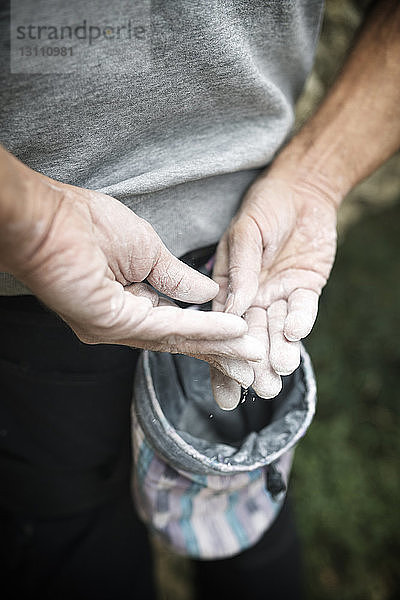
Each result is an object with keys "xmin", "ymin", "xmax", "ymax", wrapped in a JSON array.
[{"xmin": 0, "ymin": 296, "xmax": 302, "ymax": 600}]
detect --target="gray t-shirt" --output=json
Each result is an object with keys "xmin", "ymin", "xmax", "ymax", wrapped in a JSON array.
[{"xmin": 0, "ymin": 0, "xmax": 324, "ymax": 295}]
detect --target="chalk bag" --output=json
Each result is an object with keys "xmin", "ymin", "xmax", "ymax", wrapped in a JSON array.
[{"xmin": 132, "ymin": 345, "xmax": 316, "ymax": 559}]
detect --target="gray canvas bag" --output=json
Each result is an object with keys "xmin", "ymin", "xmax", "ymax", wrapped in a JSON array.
[{"xmin": 132, "ymin": 345, "xmax": 316, "ymax": 559}]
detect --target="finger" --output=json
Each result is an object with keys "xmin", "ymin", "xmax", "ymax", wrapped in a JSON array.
[
  {"xmin": 89, "ymin": 199, "xmax": 219, "ymax": 304},
  {"xmin": 124, "ymin": 282, "xmax": 160, "ymax": 306},
  {"xmin": 148, "ymin": 333, "xmax": 266, "ymax": 363},
  {"xmin": 71, "ymin": 279, "xmax": 247, "ymax": 345},
  {"xmin": 134, "ymin": 337, "xmax": 264, "ymax": 363},
  {"xmin": 146, "ymin": 237, "xmax": 219, "ymax": 304},
  {"xmin": 245, "ymin": 307, "xmax": 282, "ymax": 399},
  {"xmin": 125, "ymin": 282, "xmax": 178, "ymax": 308},
  {"xmin": 224, "ymin": 215, "xmax": 263, "ymax": 316},
  {"xmin": 210, "ymin": 366, "xmax": 241, "ymax": 411},
  {"xmin": 212, "ymin": 234, "xmax": 229, "ymax": 312},
  {"xmin": 256, "ymin": 269, "xmax": 326, "ymax": 308},
  {"xmin": 268, "ymin": 300, "xmax": 301, "ymax": 376},
  {"xmin": 132, "ymin": 304, "xmax": 251, "ymax": 342},
  {"xmin": 99, "ymin": 286, "xmax": 252, "ymax": 345},
  {"xmin": 187, "ymin": 334, "xmax": 265, "ymax": 363},
  {"xmin": 72, "ymin": 278, "xmax": 261, "ymax": 359},
  {"xmin": 284, "ymin": 288, "xmax": 319, "ymax": 342},
  {"xmin": 199, "ymin": 355, "xmax": 254, "ymax": 388}
]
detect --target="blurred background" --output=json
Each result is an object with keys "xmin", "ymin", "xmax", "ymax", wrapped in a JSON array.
[{"xmin": 153, "ymin": 1, "xmax": 400, "ymax": 598}]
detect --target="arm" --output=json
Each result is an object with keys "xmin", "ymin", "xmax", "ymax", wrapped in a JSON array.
[
  {"xmin": 273, "ymin": 0, "xmax": 400, "ymax": 203},
  {"xmin": 0, "ymin": 145, "xmax": 266, "ymax": 363},
  {"xmin": 211, "ymin": 0, "xmax": 400, "ymax": 409}
]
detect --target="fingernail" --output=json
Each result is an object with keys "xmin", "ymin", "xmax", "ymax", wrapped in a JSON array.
[
  {"xmin": 270, "ymin": 343, "xmax": 301, "ymax": 376},
  {"xmin": 284, "ymin": 331, "xmax": 301, "ymax": 342},
  {"xmin": 225, "ymin": 361, "xmax": 254, "ymax": 388},
  {"xmin": 217, "ymin": 392, "xmax": 241, "ymax": 411},
  {"xmin": 252, "ymin": 374, "xmax": 282, "ymax": 399},
  {"xmin": 211, "ymin": 369, "xmax": 241, "ymax": 410}
]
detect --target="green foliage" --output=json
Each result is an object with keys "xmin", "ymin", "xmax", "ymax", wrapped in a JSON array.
[{"xmin": 292, "ymin": 204, "xmax": 400, "ymax": 600}]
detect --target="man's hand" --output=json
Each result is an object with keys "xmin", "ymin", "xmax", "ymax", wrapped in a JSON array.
[
  {"xmin": 208, "ymin": 174, "xmax": 337, "ymax": 409},
  {"xmin": 208, "ymin": 0, "xmax": 400, "ymax": 409},
  {"xmin": 0, "ymin": 148, "xmax": 265, "ymax": 364}
]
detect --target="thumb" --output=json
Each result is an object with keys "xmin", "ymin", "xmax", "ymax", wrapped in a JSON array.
[
  {"xmin": 224, "ymin": 215, "xmax": 263, "ymax": 316},
  {"xmin": 146, "ymin": 238, "xmax": 219, "ymax": 305},
  {"xmin": 210, "ymin": 366, "xmax": 242, "ymax": 411}
]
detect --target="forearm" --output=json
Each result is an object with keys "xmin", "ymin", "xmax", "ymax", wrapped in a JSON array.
[
  {"xmin": 0, "ymin": 145, "xmax": 29, "ymax": 226},
  {"xmin": 270, "ymin": 0, "xmax": 400, "ymax": 206},
  {"xmin": 0, "ymin": 145, "xmax": 59, "ymax": 272}
]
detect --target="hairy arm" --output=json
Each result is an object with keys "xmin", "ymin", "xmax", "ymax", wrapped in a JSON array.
[
  {"xmin": 211, "ymin": 0, "xmax": 400, "ymax": 409},
  {"xmin": 272, "ymin": 0, "xmax": 400, "ymax": 205}
]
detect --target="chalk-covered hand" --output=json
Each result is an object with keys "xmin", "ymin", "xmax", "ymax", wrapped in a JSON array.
[
  {"xmin": 0, "ymin": 154, "xmax": 264, "ymax": 363},
  {"xmin": 210, "ymin": 174, "xmax": 338, "ymax": 409}
]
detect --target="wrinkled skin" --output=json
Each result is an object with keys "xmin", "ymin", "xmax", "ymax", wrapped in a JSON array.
[
  {"xmin": 205, "ymin": 176, "xmax": 338, "ymax": 409},
  {"xmin": 2, "ymin": 170, "xmax": 265, "ymax": 364}
]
